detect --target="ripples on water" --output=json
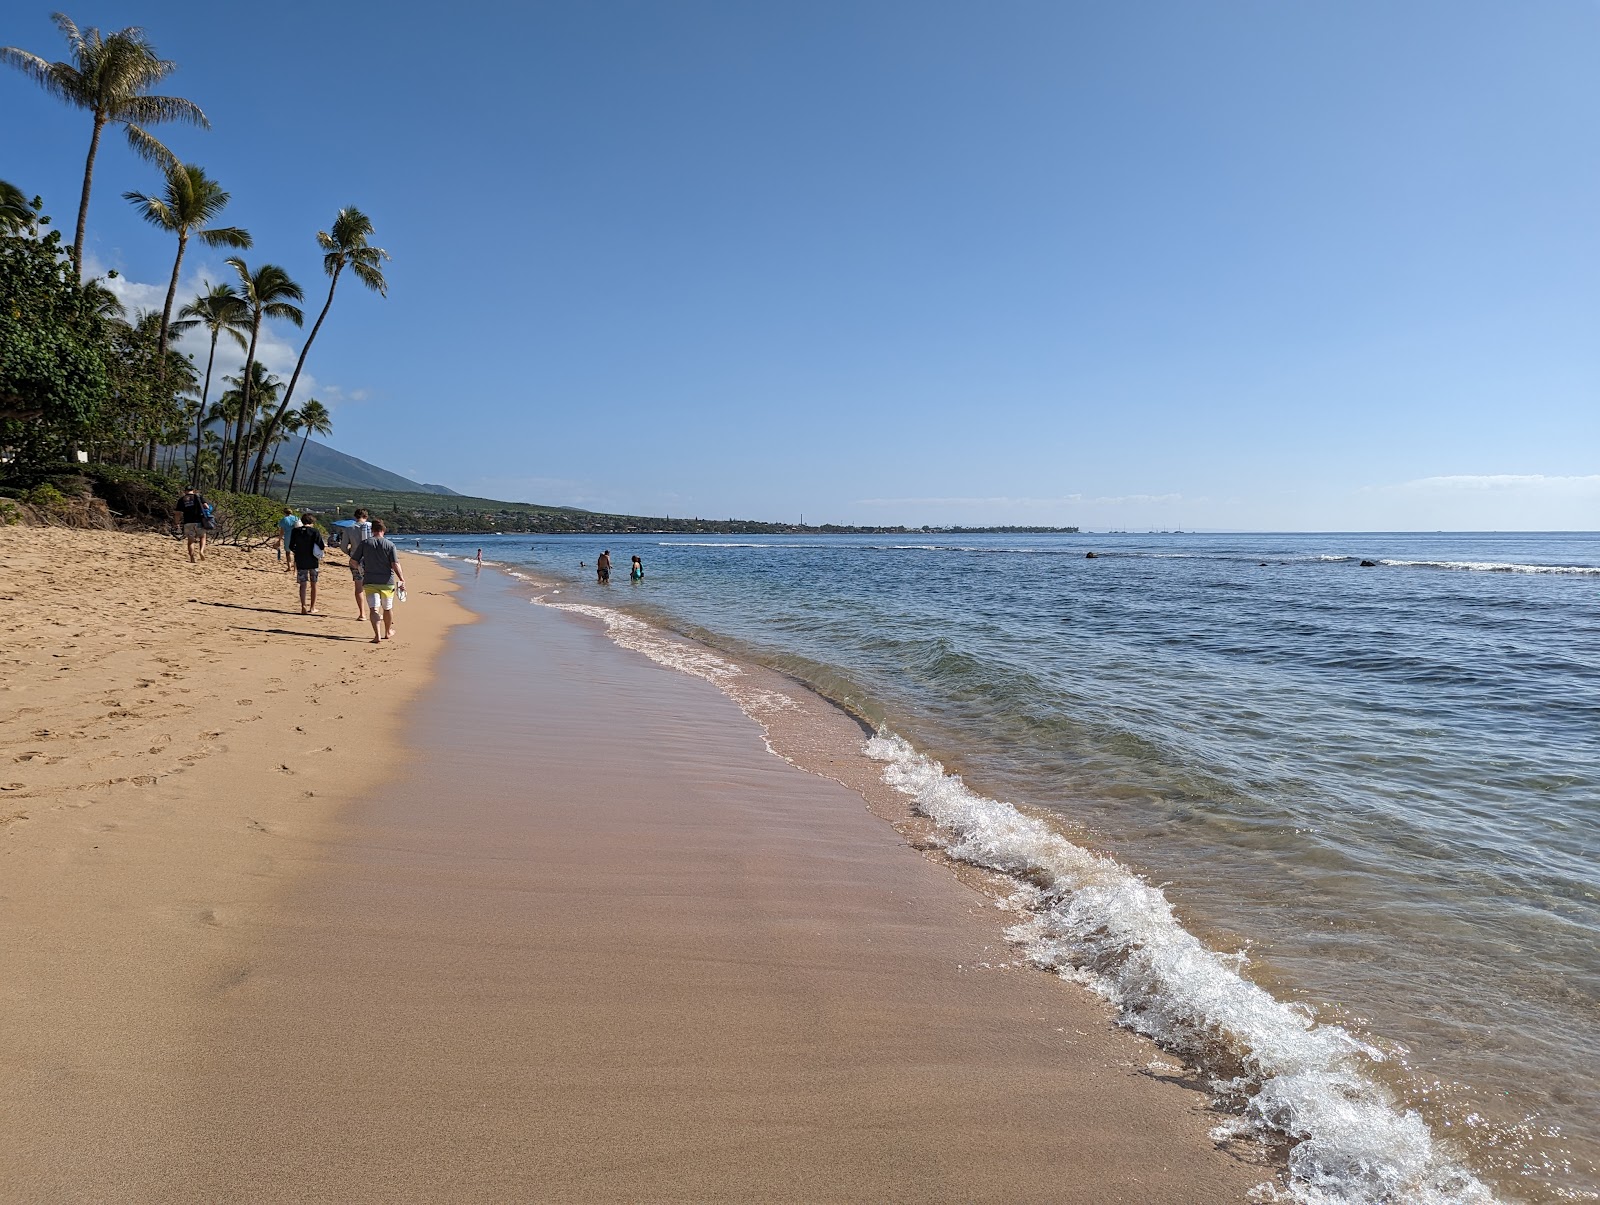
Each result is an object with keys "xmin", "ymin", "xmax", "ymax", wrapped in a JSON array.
[{"xmin": 437, "ymin": 531, "xmax": 1599, "ymax": 1201}]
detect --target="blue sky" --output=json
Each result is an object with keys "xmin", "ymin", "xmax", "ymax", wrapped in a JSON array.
[{"xmin": 5, "ymin": 1, "xmax": 1597, "ymax": 529}]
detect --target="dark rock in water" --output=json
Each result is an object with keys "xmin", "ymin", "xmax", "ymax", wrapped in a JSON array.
[
  {"xmin": 1085, "ymin": 551, "xmax": 1099, "ymax": 559},
  {"xmin": 1259, "ymin": 562, "xmax": 1268, "ymax": 567},
  {"xmin": 1360, "ymin": 559, "xmax": 1378, "ymax": 567}
]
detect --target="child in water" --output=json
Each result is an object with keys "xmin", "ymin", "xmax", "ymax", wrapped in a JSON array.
[{"xmin": 630, "ymin": 556, "xmax": 644, "ymax": 582}]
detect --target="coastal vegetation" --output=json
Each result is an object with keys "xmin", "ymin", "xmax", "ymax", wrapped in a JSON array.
[
  {"xmin": 281, "ymin": 484, "xmax": 1081, "ymax": 536},
  {"xmin": 0, "ymin": 11, "xmax": 387, "ymax": 518}
]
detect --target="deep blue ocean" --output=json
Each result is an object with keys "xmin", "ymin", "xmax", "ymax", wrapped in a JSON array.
[{"xmin": 428, "ymin": 530, "xmax": 1598, "ymax": 1200}]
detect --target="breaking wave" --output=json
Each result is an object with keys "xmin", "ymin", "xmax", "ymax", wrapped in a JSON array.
[{"xmin": 863, "ymin": 734, "xmax": 1495, "ymax": 1205}]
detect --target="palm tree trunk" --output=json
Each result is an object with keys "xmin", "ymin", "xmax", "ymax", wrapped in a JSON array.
[
  {"xmin": 284, "ymin": 428, "xmax": 312, "ymax": 506},
  {"xmin": 72, "ymin": 113, "xmax": 106, "ymax": 282},
  {"xmin": 231, "ymin": 321, "xmax": 261, "ymax": 491},
  {"xmin": 251, "ymin": 264, "xmax": 340, "ymax": 492},
  {"xmin": 191, "ymin": 330, "xmax": 219, "ymax": 487},
  {"xmin": 159, "ymin": 229, "xmax": 187, "ymax": 364}
]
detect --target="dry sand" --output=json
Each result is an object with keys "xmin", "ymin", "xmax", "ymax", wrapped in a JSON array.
[
  {"xmin": 2, "ymin": 529, "xmax": 1272, "ymax": 1202},
  {"xmin": 0, "ymin": 527, "xmax": 470, "ymax": 1196}
]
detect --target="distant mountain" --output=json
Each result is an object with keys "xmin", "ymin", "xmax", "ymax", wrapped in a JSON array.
[
  {"xmin": 282, "ymin": 439, "xmax": 455, "ymax": 495},
  {"xmin": 417, "ymin": 483, "xmax": 461, "ymax": 496}
]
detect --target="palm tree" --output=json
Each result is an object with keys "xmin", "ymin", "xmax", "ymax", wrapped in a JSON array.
[
  {"xmin": 177, "ymin": 281, "xmax": 249, "ymax": 486},
  {"xmin": 250, "ymin": 207, "xmax": 388, "ymax": 491},
  {"xmin": 1, "ymin": 15, "xmax": 209, "ymax": 278},
  {"xmin": 0, "ymin": 180, "xmax": 34, "ymax": 232},
  {"xmin": 283, "ymin": 398, "xmax": 331, "ymax": 505},
  {"xmin": 268, "ymin": 408, "xmax": 299, "ymax": 483},
  {"xmin": 124, "ymin": 163, "xmax": 250, "ymax": 363},
  {"xmin": 225, "ymin": 257, "xmax": 302, "ymax": 490},
  {"xmin": 216, "ymin": 360, "xmax": 281, "ymax": 486},
  {"xmin": 82, "ymin": 277, "xmax": 125, "ymax": 321}
]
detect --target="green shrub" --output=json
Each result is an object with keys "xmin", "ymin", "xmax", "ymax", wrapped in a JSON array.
[
  {"xmin": 25, "ymin": 483, "xmax": 68, "ymax": 510},
  {"xmin": 208, "ymin": 490, "xmax": 281, "ymax": 545}
]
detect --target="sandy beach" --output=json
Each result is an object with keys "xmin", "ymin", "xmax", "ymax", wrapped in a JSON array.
[{"xmin": 1, "ymin": 528, "xmax": 1269, "ymax": 1201}]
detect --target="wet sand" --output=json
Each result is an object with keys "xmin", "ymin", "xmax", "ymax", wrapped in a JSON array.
[
  {"xmin": 3, "ymin": 535, "xmax": 1269, "ymax": 1201},
  {"xmin": 159, "ymin": 568, "xmax": 1265, "ymax": 1201}
]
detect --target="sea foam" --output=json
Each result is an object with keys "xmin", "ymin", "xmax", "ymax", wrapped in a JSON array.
[{"xmin": 863, "ymin": 733, "xmax": 1497, "ymax": 1205}]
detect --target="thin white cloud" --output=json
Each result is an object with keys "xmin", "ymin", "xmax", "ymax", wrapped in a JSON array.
[{"xmin": 1374, "ymin": 474, "xmax": 1600, "ymax": 494}]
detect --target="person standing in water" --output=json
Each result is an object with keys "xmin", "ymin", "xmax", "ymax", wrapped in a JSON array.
[
  {"xmin": 630, "ymin": 555, "xmax": 643, "ymax": 582},
  {"xmin": 596, "ymin": 550, "xmax": 612, "ymax": 584}
]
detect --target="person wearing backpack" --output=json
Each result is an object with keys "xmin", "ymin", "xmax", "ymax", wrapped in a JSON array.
[
  {"xmin": 172, "ymin": 487, "xmax": 210, "ymax": 563},
  {"xmin": 288, "ymin": 512, "xmax": 326, "ymax": 615}
]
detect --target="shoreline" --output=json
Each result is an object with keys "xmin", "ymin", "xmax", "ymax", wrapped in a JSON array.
[
  {"xmin": 3, "ymin": 528, "xmax": 1269, "ymax": 1201},
  {"xmin": 467, "ymin": 547, "xmax": 1503, "ymax": 1204}
]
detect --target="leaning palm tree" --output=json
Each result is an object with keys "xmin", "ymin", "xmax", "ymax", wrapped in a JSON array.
[
  {"xmin": 177, "ymin": 282, "xmax": 249, "ymax": 486},
  {"xmin": 225, "ymin": 257, "xmax": 302, "ymax": 491},
  {"xmin": 282, "ymin": 398, "xmax": 331, "ymax": 505},
  {"xmin": 124, "ymin": 163, "xmax": 250, "ymax": 362},
  {"xmin": 249, "ymin": 207, "xmax": 388, "ymax": 491},
  {"xmin": 0, "ymin": 15, "xmax": 209, "ymax": 278},
  {"xmin": 0, "ymin": 180, "xmax": 33, "ymax": 232}
]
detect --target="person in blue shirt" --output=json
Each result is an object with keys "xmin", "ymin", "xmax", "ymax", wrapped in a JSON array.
[{"xmin": 277, "ymin": 509, "xmax": 300, "ymax": 572}]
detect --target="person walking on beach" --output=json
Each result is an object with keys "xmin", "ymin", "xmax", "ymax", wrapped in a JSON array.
[
  {"xmin": 597, "ymin": 550, "xmax": 612, "ymax": 584},
  {"xmin": 276, "ymin": 508, "xmax": 299, "ymax": 568},
  {"xmin": 172, "ymin": 487, "xmax": 210, "ymax": 563},
  {"xmin": 347, "ymin": 509, "xmax": 373, "ymax": 619},
  {"xmin": 289, "ymin": 513, "xmax": 326, "ymax": 615},
  {"xmin": 630, "ymin": 555, "xmax": 644, "ymax": 582},
  {"xmin": 353, "ymin": 519, "xmax": 406, "ymax": 643}
]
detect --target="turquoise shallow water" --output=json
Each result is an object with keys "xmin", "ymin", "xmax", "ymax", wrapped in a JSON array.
[{"xmin": 431, "ymin": 531, "xmax": 1598, "ymax": 1200}]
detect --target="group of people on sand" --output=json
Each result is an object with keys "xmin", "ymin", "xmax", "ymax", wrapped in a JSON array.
[
  {"xmin": 171, "ymin": 487, "xmax": 405, "ymax": 645},
  {"xmin": 593, "ymin": 549, "xmax": 644, "ymax": 584},
  {"xmin": 275, "ymin": 507, "xmax": 406, "ymax": 644}
]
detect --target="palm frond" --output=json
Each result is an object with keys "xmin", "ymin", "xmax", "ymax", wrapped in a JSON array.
[
  {"xmin": 198, "ymin": 225, "xmax": 251, "ymax": 248},
  {"xmin": 118, "ymin": 92, "xmax": 208, "ymax": 128},
  {"xmin": 49, "ymin": 13, "xmax": 86, "ymax": 47},
  {"xmin": 123, "ymin": 121, "xmax": 178, "ymax": 168},
  {"xmin": 0, "ymin": 46, "xmax": 76, "ymax": 103},
  {"xmin": 351, "ymin": 260, "xmax": 388, "ymax": 295},
  {"xmin": 262, "ymin": 301, "xmax": 304, "ymax": 325},
  {"xmin": 123, "ymin": 188, "xmax": 175, "ymax": 229}
]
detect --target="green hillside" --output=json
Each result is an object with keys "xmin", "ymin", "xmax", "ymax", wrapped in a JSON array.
[{"xmin": 282, "ymin": 484, "xmax": 1078, "ymax": 536}]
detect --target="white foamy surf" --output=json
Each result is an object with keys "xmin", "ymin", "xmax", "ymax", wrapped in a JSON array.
[
  {"xmin": 864, "ymin": 733, "xmax": 1495, "ymax": 1205},
  {"xmin": 1377, "ymin": 559, "xmax": 1599, "ymax": 575}
]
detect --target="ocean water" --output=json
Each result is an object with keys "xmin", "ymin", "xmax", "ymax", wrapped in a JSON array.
[{"xmin": 426, "ymin": 531, "xmax": 1598, "ymax": 1202}]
